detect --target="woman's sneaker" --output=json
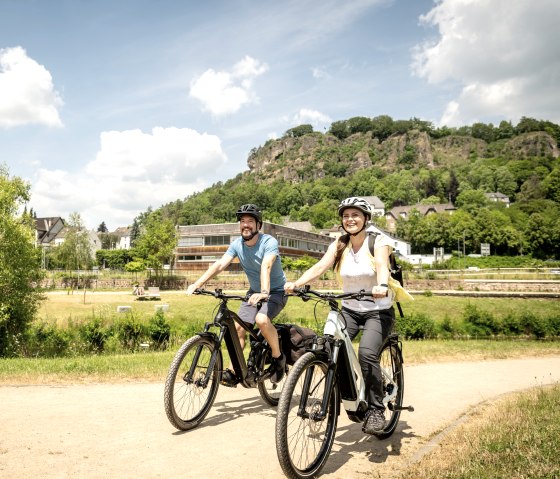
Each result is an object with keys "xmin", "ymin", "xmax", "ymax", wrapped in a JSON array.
[{"xmin": 362, "ymin": 408, "xmax": 385, "ymax": 434}]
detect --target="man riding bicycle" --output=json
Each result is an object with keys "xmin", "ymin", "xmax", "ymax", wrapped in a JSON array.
[{"xmin": 186, "ymin": 204, "xmax": 288, "ymax": 384}]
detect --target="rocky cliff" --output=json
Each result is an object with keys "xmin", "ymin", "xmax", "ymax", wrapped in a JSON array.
[{"xmin": 246, "ymin": 130, "xmax": 559, "ymax": 183}]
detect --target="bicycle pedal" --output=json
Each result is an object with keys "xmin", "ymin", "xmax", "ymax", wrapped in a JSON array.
[{"xmin": 220, "ymin": 378, "xmax": 238, "ymax": 388}]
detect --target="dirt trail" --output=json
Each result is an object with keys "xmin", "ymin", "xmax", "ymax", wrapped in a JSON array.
[{"xmin": 1, "ymin": 356, "xmax": 559, "ymax": 479}]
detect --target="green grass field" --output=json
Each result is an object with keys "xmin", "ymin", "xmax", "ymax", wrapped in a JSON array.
[{"xmin": 38, "ymin": 289, "xmax": 560, "ymax": 327}]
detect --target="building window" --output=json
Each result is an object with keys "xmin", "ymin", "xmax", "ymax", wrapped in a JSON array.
[
  {"xmin": 204, "ymin": 235, "xmax": 230, "ymax": 246},
  {"xmin": 178, "ymin": 237, "xmax": 203, "ymax": 247},
  {"xmin": 177, "ymin": 255, "xmax": 202, "ymax": 261}
]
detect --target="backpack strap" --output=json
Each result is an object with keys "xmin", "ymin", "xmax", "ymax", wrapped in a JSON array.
[{"xmin": 367, "ymin": 232, "xmax": 404, "ymax": 318}]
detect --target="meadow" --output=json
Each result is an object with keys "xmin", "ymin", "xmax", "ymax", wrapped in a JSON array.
[{"xmin": 1, "ymin": 289, "xmax": 559, "ymax": 383}]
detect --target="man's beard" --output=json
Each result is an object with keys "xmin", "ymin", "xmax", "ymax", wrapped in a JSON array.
[{"xmin": 241, "ymin": 227, "xmax": 258, "ymax": 241}]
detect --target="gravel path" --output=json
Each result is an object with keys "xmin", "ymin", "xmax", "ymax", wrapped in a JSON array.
[{"xmin": 1, "ymin": 356, "xmax": 559, "ymax": 479}]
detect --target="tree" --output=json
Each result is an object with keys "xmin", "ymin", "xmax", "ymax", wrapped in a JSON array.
[
  {"xmin": 446, "ymin": 170, "xmax": 460, "ymax": 204},
  {"xmin": 132, "ymin": 212, "xmax": 177, "ymax": 280},
  {"xmin": 50, "ymin": 213, "xmax": 93, "ymax": 270},
  {"xmin": 370, "ymin": 115, "xmax": 394, "ymax": 141},
  {"xmin": 471, "ymin": 122, "xmax": 496, "ymax": 142},
  {"xmin": 129, "ymin": 218, "xmax": 140, "ymax": 246},
  {"xmin": 455, "ymin": 189, "xmax": 490, "ymax": 213},
  {"xmin": 97, "ymin": 221, "xmax": 108, "ymax": 233},
  {"xmin": 347, "ymin": 116, "xmax": 372, "ymax": 135},
  {"xmin": 284, "ymin": 124, "xmax": 314, "ymax": 138},
  {"xmin": 0, "ymin": 166, "xmax": 44, "ymax": 356},
  {"xmin": 328, "ymin": 120, "xmax": 349, "ymax": 140},
  {"xmin": 542, "ymin": 167, "xmax": 560, "ymax": 202}
]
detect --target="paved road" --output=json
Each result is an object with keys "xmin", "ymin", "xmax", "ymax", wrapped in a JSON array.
[{"xmin": 1, "ymin": 356, "xmax": 559, "ymax": 479}]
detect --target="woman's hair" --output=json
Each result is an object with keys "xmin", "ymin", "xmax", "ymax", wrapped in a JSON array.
[{"xmin": 333, "ymin": 233, "xmax": 351, "ymax": 272}]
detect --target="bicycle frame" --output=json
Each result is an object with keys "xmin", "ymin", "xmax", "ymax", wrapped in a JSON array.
[
  {"xmin": 296, "ymin": 289, "xmax": 400, "ymax": 421},
  {"xmin": 195, "ymin": 289, "xmax": 270, "ymax": 388}
]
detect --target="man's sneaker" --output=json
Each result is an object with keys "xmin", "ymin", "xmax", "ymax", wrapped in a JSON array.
[
  {"xmin": 269, "ymin": 353, "xmax": 286, "ymax": 384},
  {"xmin": 220, "ymin": 369, "xmax": 238, "ymax": 387},
  {"xmin": 362, "ymin": 408, "xmax": 385, "ymax": 434}
]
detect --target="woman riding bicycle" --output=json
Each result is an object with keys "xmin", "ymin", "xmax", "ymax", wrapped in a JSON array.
[{"xmin": 284, "ymin": 197, "xmax": 395, "ymax": 434}]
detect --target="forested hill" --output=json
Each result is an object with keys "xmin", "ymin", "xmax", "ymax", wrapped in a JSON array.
[{"xmin": 151, "ymin": 115, "xmax": 560, "ymax": 258}]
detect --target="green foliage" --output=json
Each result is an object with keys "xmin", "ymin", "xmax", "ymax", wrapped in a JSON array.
[
  {"xmin": 282, "ymin": 255, "xmax": 318, "ymax": 272},
  {"xmin": 284, "ymin": 124, "xmax": 314, "ymax": 137},
  {"xmin": 96, "ymin": 249, "xmax": 133, "ymax": 270},
  {"xmin": 147, "ymin": 310, "xmax": 171, "ymax": 349},
  {"xmin": 132, "ymin": 212, "xmax": 177, "ymax": 279},
  {"xmin": 117, "ymin": 115, "xmax": 560, "ymax": 259},
  {"xmin": 23, "ymin": 323, "xmax": 72, "ymax": 357},
  {"xmin": 115, "ymin": 314, "xmax": 146, "ymax": 351},
  {"xmin": 0, "ymin": 166, "xmax": 45, "ymax": 356},
  {"xmin": 396, "ymin": 312, "xmax": 437, "ymax": 339},
  {"xmin": 463, "ymin": 304, "xmax": 501, "ymax": 336},
  {"xmin": 49, "ymin": 212, "xmax": 94, "ymax": 270},
  {"xmin": 80, "ymin": 318, "xmax": 108, "ymax": 353}
]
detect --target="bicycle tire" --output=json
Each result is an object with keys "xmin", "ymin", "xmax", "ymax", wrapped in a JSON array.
[
  {"xmin": 164, "ymin": 335, "xmax": 222, "ymax": 431},
  {"xmin": 374, "ymin": 341, "xmax": 404, "ymax": 439},
  {"xmin": 275, "ymin": 352, "xmax": 339, "ymax": 479},
  {"xmin": 257, "ymin": 348, "xmax": 288, "ymax": 406}
]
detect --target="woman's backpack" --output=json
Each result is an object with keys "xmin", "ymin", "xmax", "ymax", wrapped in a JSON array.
[{"xmin": 367, "ymin": 232, "xmax": 405, "ymax": 317}]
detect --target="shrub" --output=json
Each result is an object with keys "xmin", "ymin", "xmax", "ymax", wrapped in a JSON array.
[
  {"xmin": 437, "ymin": 315, "xmax": 459, "ymax": 338},
  {"xmin": 80, "ymin": 318, "xmax": 108, "ymax": 353},
  {"xmin": 396, "ymin": 313, "xmax": 436, "ymax": 339},
  {"xmin": 548, "ymin": 313, "xmax": 560, "ymax": 337},
  {"xmin": 463, "ymin": 304, "xmax": 501, "ymax": 337},
  {"xmin": 502, "ymin": 313, "xmax": 523, "ymax": 336},
  {"xmin": 520, "ymin": 311, "xmax": 549, "ymax": 339},
  {"xmin": 147, "ymin": 310, "xmax": 171, "ymax": 349},
  {"xmin": 23, "ymin": 323, "xmax": 71, "ymax": 357},
  {"xmin": 115, "ymin": 314, "xmax": 146, "ymax": 351}
]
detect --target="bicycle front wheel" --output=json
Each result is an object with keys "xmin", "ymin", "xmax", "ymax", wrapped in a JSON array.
[
  {"xmin": 164, "ymin": 335, "xmax": 222, "ymax": 431},
  {"xmin": 375, "ymin": 340, "xmax": 404, "ymax": 439},
  {"xmin": 275, "ymin": 352, "xmax": 339, "ymax": 479}
]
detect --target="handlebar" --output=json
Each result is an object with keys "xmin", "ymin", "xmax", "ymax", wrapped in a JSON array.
[
  {"xmin": 193, "ymin": 288, "xmax": 269, "ymax": 304},
  {"xmin": 193, "ymin": 288, "xmax": 249, "ymax": 302},
  {"xmin": 291, "ymin": 286, "xmax": 376, "ymax": 301}
]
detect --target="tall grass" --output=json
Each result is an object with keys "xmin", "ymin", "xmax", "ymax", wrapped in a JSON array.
[{"xmin": 401, "ymin": 384, "xmax": 560, "ymax": 478}]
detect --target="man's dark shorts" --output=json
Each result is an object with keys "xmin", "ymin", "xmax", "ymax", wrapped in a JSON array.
[{"xmin": 237, "ymin": 291, "xmax": 288, "ymax": 324}]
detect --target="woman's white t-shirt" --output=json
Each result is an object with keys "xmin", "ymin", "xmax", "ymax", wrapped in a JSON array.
[{"xmin": 338, "ymin": 234, "xmax": 394, "ymax": 312}]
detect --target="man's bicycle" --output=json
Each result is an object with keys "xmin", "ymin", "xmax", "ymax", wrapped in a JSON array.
[
  {"xmin": 164, "ymin": 288, "xmax": 287, "ymax": 431},
  {"xmin": 275, "ymin": 287, "xmax": 413, "ymax": 479}
]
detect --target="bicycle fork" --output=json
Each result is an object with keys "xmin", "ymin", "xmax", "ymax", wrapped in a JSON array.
[
  {"xmin": 297, "ymin": 344, "xmax": 339, "ymax": 422},
  {"xmin": 184, "ymin": 325, "xmax": 224, "ymax": 389}
]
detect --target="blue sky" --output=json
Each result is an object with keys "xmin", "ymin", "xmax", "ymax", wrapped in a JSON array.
[{"xmin": 1, "ymin": 0, "xmax": 559, "ymax": 230}]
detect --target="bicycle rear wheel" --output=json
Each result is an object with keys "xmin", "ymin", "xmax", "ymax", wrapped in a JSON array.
[
  {"xmin": 258, "ymin": 348, "xmax": 288, "ymax": 406},
  {"xmin": 164, "ymin": 335, "xmax": 222, "ymax": 431},
  {"xmin": 374, "ymin": 340, "xmax": 404, "ymax": 439},
  {"xmin": 275, "ymin": 352, "xmax": 339, "ymax": 479}
]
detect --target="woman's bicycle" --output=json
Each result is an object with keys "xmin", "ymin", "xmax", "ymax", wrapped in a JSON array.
[
  {"xmin": 164, "ymin": 288, "xmax": 287, "ymax": 431},
  {"xmin": 275, "ymin": 287, "xmax": 413, "ymax": 479}
]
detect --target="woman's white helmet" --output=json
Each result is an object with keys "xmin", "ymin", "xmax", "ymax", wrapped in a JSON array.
[{"xmin": 337, "ymin": 197, "xmax": 373, "ymax": 219}]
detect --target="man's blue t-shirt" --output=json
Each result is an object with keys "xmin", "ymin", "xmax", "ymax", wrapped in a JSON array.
[{"xmin": 225, "ymin": 233, "xmax": 286, "ymax": 293}]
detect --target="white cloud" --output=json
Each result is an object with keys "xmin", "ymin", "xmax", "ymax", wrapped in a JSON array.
[
  {"xmin": 293, "ymin": 108, "xmax": 332, "ymax": 130},
  {"xmin": 189, "ymin": 56, "xmax": 269, "ymax": 116},
  {"xmin": 312, "ymin": 67, "xmax": 330, "ymax": 79},
  {"xmin": 412, "ymin": 0, "xmax": 560, "ymax": 125},
  {"xmin": 0, "ymin": 46, "xmax": 63, "ymax": 128},
  {"xmin": 30, "ymin": 127, "xmax": 226, "ymax": 230}
]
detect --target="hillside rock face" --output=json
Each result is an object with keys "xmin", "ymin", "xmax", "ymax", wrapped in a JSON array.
[{"xmin": 246, "ymin": 131, "xmax": 558, "ymax": 183}]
